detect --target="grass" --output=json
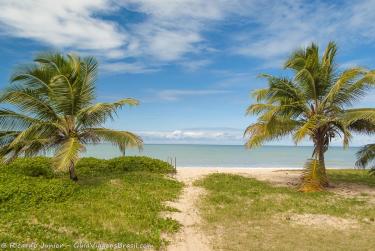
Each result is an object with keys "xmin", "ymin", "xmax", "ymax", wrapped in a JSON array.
[
  {"xmin": 195, "ymin": 173, "xmax": 375, "ymax": 251},
  {"xmin": 328, "ymin": 169, "xmax": 375, "ymax": 187},
  {"xmin": 0, "ymin": 158, "xmax": 183, "ymax": 250}
]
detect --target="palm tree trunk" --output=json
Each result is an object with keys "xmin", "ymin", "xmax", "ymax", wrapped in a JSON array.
[
  {"xmin": 69, "ymin": 162, "xmax": 78, "ymax": 181},
  {"xmin": 316, "ymin": 138, "xmax": 329, "ymax": 187}
]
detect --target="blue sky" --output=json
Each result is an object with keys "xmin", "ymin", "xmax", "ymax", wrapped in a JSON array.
[{"xmin": 0, "ymin": 0, "xmax": 374, "ymax": 145}]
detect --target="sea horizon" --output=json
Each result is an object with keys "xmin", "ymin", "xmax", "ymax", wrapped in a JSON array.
[{"xmin": 81, "ymin": 143, "xmax": 361, "ymax": 168}]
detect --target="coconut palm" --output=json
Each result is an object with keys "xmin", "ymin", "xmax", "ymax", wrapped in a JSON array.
[
  {"xmin": 245, "ymin": 42, "xmax": 375, "ymax": 191},
  {"xmin": 0, "ymin": 53, "xmax": 143, "ymax": 181}
]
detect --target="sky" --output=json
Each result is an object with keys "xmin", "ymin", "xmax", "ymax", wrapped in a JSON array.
[{"xmin": 0, "ymin": 0, "xmax": 374, "ymax": 145}]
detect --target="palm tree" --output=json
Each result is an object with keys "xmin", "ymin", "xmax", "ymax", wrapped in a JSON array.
[
  {"xmin": 245, "ymin": 42, "xmax": 375, "ymax": 191},
  {"xmin": 0, "ymin": 53, "xmax": 143, "ymax": 181}
]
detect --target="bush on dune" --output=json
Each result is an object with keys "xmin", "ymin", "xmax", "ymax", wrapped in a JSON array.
[
  {"xmin": 0, "ymin": 156, "xmax": 181, "ymax": 248},
  {"xmin": 108, "ymin": 156, "xmax": 175, "ymax": 173},
  {"xmin": 76, "ymin": 156, "xmax": 175, "ymax": 175},
  {"xmin": 0, "ymin": 173, "xmax": 77, "ymax": 210},
  {"xmin": 1, "ymin": 157, "xmax": 54, "ymax": 178},
  {"xmin": 0, "ymin": 156, "xmax": 174, "ymax": 209},
  {"xmin": 0, "ymin": 156, "xmax": 175, "ymax": 178}
]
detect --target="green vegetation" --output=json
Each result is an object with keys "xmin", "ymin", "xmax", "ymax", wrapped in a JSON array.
[
  {"xmin": 0, "ymin": 157, "xmax": 182, "ymax": 249},
  {"xmin": 245, "ymin": 41, "xmax": 375, "ymax": 191},
  {"xmin": 195, "ymin": 173, "xmax": 375, "ymax": 251},
  {"xmin": 328, "ymin": 169, "xmax": 375, "ymax": 187},
  {"xmin": 76, "ymin": 156, "xmax": 176, "ymax": 176},
  {"xmin": 356, "ymin": 144, "xmax": 375, "ymax": 175},
  {"xmin": 0, "ymin": 53, "xmax": 143, "ymax": 181}
]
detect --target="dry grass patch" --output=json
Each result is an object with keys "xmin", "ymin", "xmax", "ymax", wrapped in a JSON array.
[
  {"xmin": 195, "ymin": 173, "xmax": 375, "ymax": 251},
  {"xmin": 282, "ymin": 213, "xmax": 359, "ymax": 230}
]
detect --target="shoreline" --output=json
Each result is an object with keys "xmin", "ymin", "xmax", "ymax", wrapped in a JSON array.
[
  {"xmin": 176, "ymin": 166, "xmax": 353, "ymax": 170},
  {"xmin": 172, "ymin": 167, "xmax": 304, "ymax": 185}
]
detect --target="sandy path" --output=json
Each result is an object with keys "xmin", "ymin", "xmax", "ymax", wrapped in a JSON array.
[
  {"xmin": 166, "ymin": 170, "xmax": 211, "ymax": 251},
  {"xmin": 166, "ymin": 167, "xmax": 298, "ymax": 251}
]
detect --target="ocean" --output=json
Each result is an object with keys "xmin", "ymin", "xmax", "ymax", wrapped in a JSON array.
[{"xmin": 81, "ymin": 144, "xmax": 360, "ymax": 168}]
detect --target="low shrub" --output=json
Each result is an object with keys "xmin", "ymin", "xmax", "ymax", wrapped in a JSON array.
[
  {"xmin": 0, "ymin": 156, "xmax": 179, "ymax": 247},
  {"xmin": 0, "ymin": 173, "xmax": 77, "ymax": 210},
  {"xmin": 75, "ymin": 157, "xmax": 111, "ymax": 176},
  {"xmin": 0, "ymin": 156, "xmax": 175, "ymax": 179},
  {"xmin": 108, "ymin": 156, "xmax": 175, "ymax": 173},
  {"xmin": 75, "ymin": 156, "xmax": 174, "ymax": 176},
  {"xmin": 1, "ymin": 157, "xmax": 54, "ymax": 178}
]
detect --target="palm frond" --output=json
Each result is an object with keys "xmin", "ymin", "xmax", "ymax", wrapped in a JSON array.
[
  {"xmin": 324, "ymin": 68, "xmax": 366, "ymax": 104},
  {"xmin": 321, "ymin": 41, "xmax": 337, "ymax": 79},
  {"xmin": 299, "ymin": 158, "xmax": 327, "ymax": 192},
  {"xmin": 88, "ymin": 128, "xmax": 143, "ymax": 152},
  {"xmin": 251, "ymin": 88, "xmax": 270, "ymax": 102},
  {"xmin": 53, "ymin": 137, "xmax": 84, "ymax": 171},
  {"xmin": 0, "ymin": 109, "xmax": 40, "ymax": 131},
  {"xmin": 293, "ymin": 116, "xmax": 318, "ymax": 144},
  {"xmin": 295, "ymin": 68, "xmax": 317, "ymax": 100},
  {"xmin": 355, "ymin": 144, "xmax": 375, "ymax": 169},
  {"xmin": 341, "ymin": 108, "xmax": 375, "ymax": 134},
  {"xmin": 0, "ymin": 87, "xmax": 59, "ymax": 121},
  {"xmin": 246, "ymin": 103, "xmax": 276, "ymax": 115},
  {"xmin": 244, "ymin": 118, "xmax": 298, "ymax": 148},
  {"xmin": 76, "ymin": 98, "xmax": 139, "ymax": 127}
]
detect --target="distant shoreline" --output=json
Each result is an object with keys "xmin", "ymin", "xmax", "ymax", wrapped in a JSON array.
[
  {"xmin": 84, "ymin": 143, "xmax": 362, "ymax": 148},
  {"xmin": 81, "ymin": 144, "xmax": 360, "ymax": 168},
  {"xmin": 175, "ymin": 166, "xmax": 353, "ymax": 170}
]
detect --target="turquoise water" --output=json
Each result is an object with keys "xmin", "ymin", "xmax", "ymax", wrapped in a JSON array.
[{"xmin": 82, "ymin": 144, "xmax": 359, "ymax": 168}]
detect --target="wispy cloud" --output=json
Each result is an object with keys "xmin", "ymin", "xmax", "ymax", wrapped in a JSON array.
[
  {"xmin": 231, "ymin": 0, "xmax": 375, "ymax": 66},
  {"xmin": 232, "ymin": 1, "xmax": 336, "ymax": 60},
  {"xmin": 136, "ymin": 127, "xmax": 373, "ymax": 146},
  {"xmin": 0, "ymin": 0, "xmax": 231, "ymax": 72},
  {"xmin": 0, "ymin": 0, "xmax": 125, "ymax": 57},
  {"xmin": 138, "ymin": 128, "xmax": 243, "ymax": 144},
  {"xmin": 339, "ymin": 59, "xmax": 370, "ymax": 69},
  {"xmin": 179, "ymin": 59, "xmax": 212, "ymax": 71},
  {"xmin": 156, "ymin": 89, "xmax": 230, "ymax": 101},
  {"xmin": 100, "ymin": 62, "xmax": 158, "ymax": 74},
  {"xmin": 2, "ymin": 1, "xmax": 375, "ymax": 73}
]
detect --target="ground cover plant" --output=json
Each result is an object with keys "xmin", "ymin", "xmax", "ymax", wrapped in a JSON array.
[{"xmin": 0, "ymin": 156, "xmax": 182, "ymax": 250}]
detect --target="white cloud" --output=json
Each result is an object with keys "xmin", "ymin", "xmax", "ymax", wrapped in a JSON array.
[
  {"xmin": 0, "ymin": 0, "xmax": 231, "ymax": 72},
  {"xmin": 231, "ymin": 0, "xmax": 375, "ymax": 65},
  {"xmin": 0, "ymin": 0, "xmax": 125, "ymax": 57},
  {"xmin": 156, "ymin": 89, "xmax": 230, "ymax": 101},
  {"xmin": 179, "ymin": 59, "xmax": 212, "ymax": 71},
  {"xmin": 2, "ymin": 0, "xmax": 375, "ymax": 72},
  {"xmin": 136, "ymin": 128, "xmax": 374, "ymax": 146},
  {"xmin": 122, "ymin": 0, "xmax": 225, "ymax": 20},
  {"xmin": 339, "ymin": 60, "xmax": 368, "ymax": 69},
  {"xmin": 232, "ymin": 1, "xmax": 335, "ymax": 60},
  {"xmin": 120, "ymin": 0, "xmax": 241, "ymax": 62},
  {"xmin": 348, "ymin": 0, "xmax": 375, "ymax": 40},
  {"xmin": 100, "ymin": 62, "xmax": 158, "ymax": 74},
  {"xmin": 138, "ymin": 128, "xmax": 243, "ymax": 144},
  {"xmin": 138, "ymin": 27, "xmax": 202, "ymax": 61}
]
